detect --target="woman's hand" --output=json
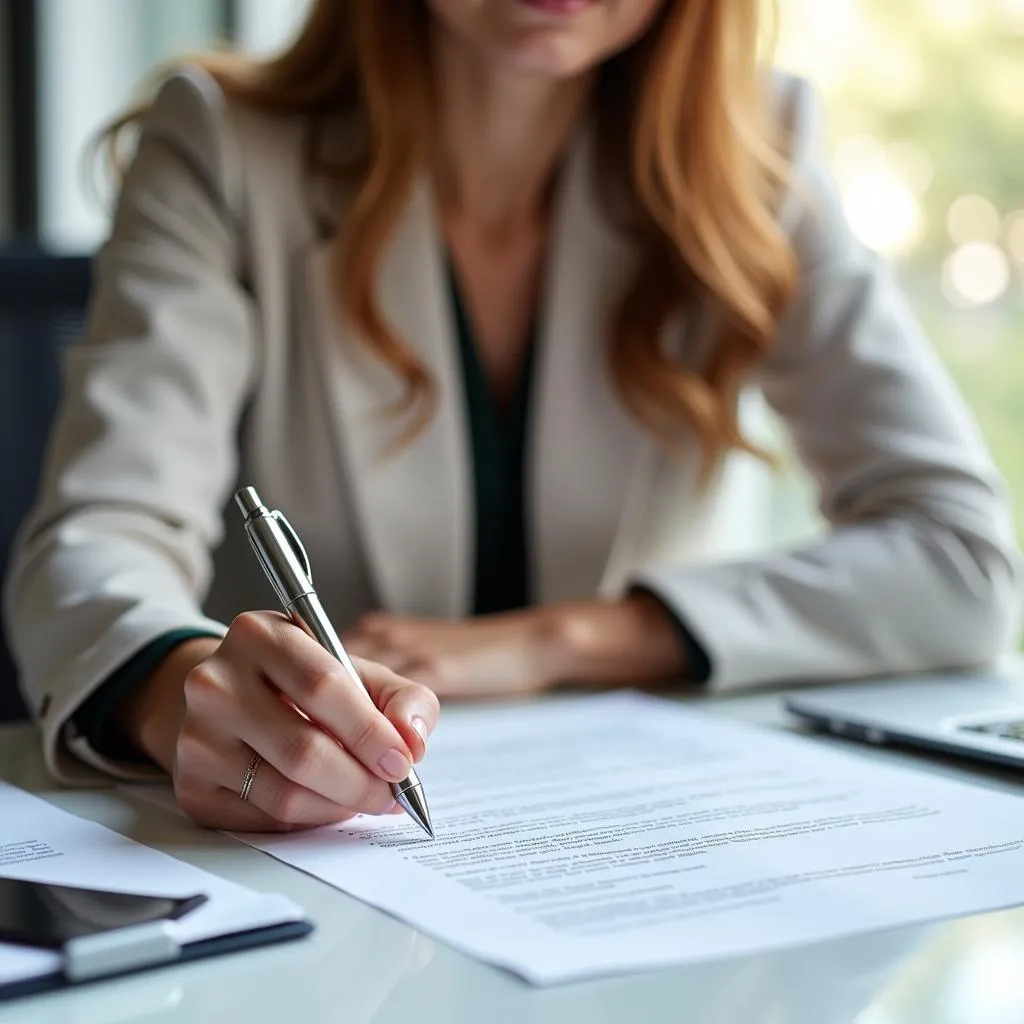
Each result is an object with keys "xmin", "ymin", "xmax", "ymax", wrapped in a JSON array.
[
  {"xmin": 118, "ymin": 611, "xmax": 439, "ymax": 832},
  {"xmin": 343, "ymin": 596, "xmax": 688, "ymax": 699},
  {"xmin": 343, "ymin": 610, "xmax": 567, "ymax": 699}
]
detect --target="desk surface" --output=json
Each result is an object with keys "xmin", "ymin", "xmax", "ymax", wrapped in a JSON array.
[{"xmin": 4, "ymin": 688, "xmax": 1024, "ymax": 1024}]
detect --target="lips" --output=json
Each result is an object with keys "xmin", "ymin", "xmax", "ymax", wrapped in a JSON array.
[{"xmin": 515, "ymin": 0, "xmax": 599, "ymax": 15}]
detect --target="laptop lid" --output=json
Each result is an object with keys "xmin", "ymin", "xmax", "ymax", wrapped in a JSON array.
[{"xmin": 784, "ymin": 666, "xmax": 1024, "ymax": 770}]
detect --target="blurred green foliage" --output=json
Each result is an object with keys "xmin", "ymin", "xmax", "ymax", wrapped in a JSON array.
[{"xmin": 773, "ymin": 0, "xmax": 1024, "ymax": 550}]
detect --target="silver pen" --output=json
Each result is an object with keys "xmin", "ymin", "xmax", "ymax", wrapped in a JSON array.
[{"xmin": 235, "ymin": 486, "xmax": 434, "ymax": 838}]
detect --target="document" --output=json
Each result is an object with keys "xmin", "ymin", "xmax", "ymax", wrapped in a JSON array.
[
  {"xmin": 239, "ymin": 693, "xmax": 1024, "ymax": 984},
  {"xmin": 0, "ymin": 781, "xmax": 306, "ymax": 993}
]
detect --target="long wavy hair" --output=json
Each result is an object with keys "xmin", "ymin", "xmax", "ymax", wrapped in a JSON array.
[{"xmin": 106, "ymin": 1, "xmax": 796, "ymax": 474}]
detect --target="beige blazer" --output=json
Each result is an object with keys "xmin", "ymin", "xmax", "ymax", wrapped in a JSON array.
[{"xmin": 5, "ymin": 68, "xmax": 1021, "ymax": 784}]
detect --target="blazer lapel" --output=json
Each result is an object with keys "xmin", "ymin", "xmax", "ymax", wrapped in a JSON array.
[
  {"xmin": 305, "ymin": 129, "xmax": 667, "ymax": 617},
  {"xmin": 305, "ymin": 179, "xmax": 472, "ymax": 618},
  {"xmin": 528, "ymin": 131, "xmax": 654, "ymax": 604}
]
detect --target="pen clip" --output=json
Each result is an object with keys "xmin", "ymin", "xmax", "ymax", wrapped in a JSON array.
[{"xmin": 271, "ymin": 510, "xmax": 313, "ymax": 586}]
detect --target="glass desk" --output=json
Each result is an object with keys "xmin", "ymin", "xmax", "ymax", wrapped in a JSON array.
[{"xmin": 2, "ymin": 686, "xmax": 1023, "ymax": 1024}]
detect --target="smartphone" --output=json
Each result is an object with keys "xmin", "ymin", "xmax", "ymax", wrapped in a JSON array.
[{"xmin": 0, "ymin": 876, "xmax": 207, "ymax": 949}]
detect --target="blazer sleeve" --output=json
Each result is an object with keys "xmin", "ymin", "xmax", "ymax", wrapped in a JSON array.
[
  {"xmin": 632, "ymin": 76, "xmax": 1024, "ymax": 689},
  {"xmin": 2, "ymin": 69, "xmax": 258, "ymax": 783}
]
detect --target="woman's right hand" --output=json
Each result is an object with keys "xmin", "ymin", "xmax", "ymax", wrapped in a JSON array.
[{"xmin": 118, "ymin": 611, "xmax": 439, "ymax": 831}]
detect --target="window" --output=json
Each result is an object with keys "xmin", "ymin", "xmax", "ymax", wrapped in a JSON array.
[
  {"xmin": 235, "ymin": 0, "xmax": 311, "ymax": 55},
  {"xmin": 33, "ymin": 0, "xmax": 311, "ymax": 252},
  {"xmin": 761, "ymin": 0, "xmax": 1024, "ymax": 553},
  {"xmin": 36, "ymin": 0, "xmax": 226, "ymax": 251}
]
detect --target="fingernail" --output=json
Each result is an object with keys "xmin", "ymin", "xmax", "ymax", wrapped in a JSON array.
[
  {"xmin": 411, "ymin": 716, "xmax": 429, "ymax": 743},
  {"xmin": 378, "ymin": 748, "xmax": 411, "ymax": 780}
]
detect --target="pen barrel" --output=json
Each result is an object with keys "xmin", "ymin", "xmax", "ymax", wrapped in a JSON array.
[
  {"xmin": 287, "ymin": 593, "xmax": 371, "ymax": 705},
  {"xmin": 235, "ymin": 487, "xmax": 263, "ymax": 519},
  {"xmin": 290, "ymin": 594, "xmax": 425, "ymax": 805},
  {"xmin": 244, "ymin": 512, "xmax": 312, "ymax": 608},
  {"xmin": 395, "ymin": 766, "xmax": 422, "ymax": 793}
]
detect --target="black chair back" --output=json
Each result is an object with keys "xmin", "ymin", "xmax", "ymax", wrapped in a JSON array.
[{"xmin": 0, "ymin": 243, "xmax": 92, "ymax": 722}]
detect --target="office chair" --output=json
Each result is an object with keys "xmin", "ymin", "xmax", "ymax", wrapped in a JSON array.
[{"xmin": 0, "ymin": 242, "xmax": 92, "ymax": 722}]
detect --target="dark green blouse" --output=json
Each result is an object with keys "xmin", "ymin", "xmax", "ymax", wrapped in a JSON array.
[
  {"xmin": 448, "ymin": 262, "xmax": 534, "ymax": 616},
  {"xmin": 73, "ymin": 266, "xmax": 708, "ymax": 759}
]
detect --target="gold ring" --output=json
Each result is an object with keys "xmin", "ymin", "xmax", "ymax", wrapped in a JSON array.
[{"xmin": 239, "ymin": 753, "xmax": 263, "ymax": 802}]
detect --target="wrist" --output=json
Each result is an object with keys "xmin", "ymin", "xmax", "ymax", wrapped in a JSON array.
[
  {"xmin": 539, "ymin": 596, "xmax": 688, "ymax": 689},
  {"xmin": 117, "ymin": 637, "xmax": 221, "ymax": 771},
  {"xmin": 527, "ymin": 606, "xmax": 587, "ymax": 690}
]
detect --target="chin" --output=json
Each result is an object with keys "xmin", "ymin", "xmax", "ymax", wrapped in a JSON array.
[{"xmin": 496, "ymin": 36, "xmax": 595, "ymax": 79}]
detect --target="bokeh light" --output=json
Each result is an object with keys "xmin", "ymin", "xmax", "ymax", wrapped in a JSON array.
[
  {"xmin": 833, "ymin": 136, "xmax": 924, "ymax": 257},
  {"xmin": 1004, "ymin": 211, "xmax": 1024, "ymax": 265},
  {"xmin": 843, "ymin": 170, "xmax": 922, "ymax": 257},
  {"xmin": 942, "ymin": 243, "xmax": 1012, "ymax": 307},
  {"xmin": 947, "ymin": 195, "xmax": 1002, "ymax": 245}
]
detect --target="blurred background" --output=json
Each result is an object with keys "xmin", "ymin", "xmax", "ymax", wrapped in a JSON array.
[
  {"xmin": 0, "ymin": 0, "xmax": 1020, "ymax": 578},
  {"xmin": 765, "ymin": 0, "xmax": 1024, "ymax": 559}
]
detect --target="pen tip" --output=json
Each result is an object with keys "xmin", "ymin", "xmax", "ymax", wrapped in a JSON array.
[{"xmin": 396, "ymin": 784, "xmax": 434, "ymax": 839}]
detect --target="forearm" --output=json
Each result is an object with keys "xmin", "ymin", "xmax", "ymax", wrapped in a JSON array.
[
  {"xmin": 632, "ymin": 520, "xmax": 1021, "ymax": 689},
  {"xmin": 543, "ymin": 595, "xmax": 690, "ymax": 689}
]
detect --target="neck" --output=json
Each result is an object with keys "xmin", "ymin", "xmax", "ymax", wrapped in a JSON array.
[{"xmin": 430, "ymin": 27, "xmax": 593, "ymax": 234}]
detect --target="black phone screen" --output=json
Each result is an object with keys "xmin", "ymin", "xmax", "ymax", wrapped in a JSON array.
[{"xmin": 0, "ymin": 877, "xmax": 207, "ymax": 949}]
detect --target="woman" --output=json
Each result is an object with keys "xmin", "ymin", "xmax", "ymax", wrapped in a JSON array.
[{"xmin": 5, "ymin": 0, "xmax": 1021, "ymax": 831}]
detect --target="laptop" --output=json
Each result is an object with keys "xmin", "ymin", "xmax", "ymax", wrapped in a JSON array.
[{"xmin": 784, "ymin": 662, "xmax": 1024, "ymax": 769}]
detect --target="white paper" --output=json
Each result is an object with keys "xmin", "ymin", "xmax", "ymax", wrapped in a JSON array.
[
  {"xmin": 0, "ymin": 781, "xmax": 305, "ymax": 990},
  {"xmin": 237, "ymin": 692, "xmax": 1024, "ymax": 984}
]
